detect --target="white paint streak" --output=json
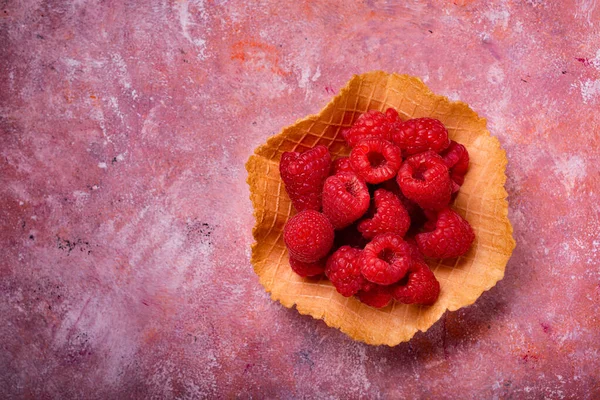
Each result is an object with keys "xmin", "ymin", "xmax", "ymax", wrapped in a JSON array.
[
  {"xmin": 90, "ymin": 107, "xmax": 112, "ymax": 144},
  {"xmin": 110, "ymin": 53, "xmax": 131, "ymax": 89},
  {"xmin": 579, "ymin": 79, "xmax": 600, "ymax": 103},
  {"xmin": 72, "ymin": 190, "xmax": 90, "ymax": 208},
  {"xmin": 576, "ymin": 0, "xmax": 598, "ymax": 26},
  {"xmin": 176, "ymin": 0, "xmax": 208, "ymax": 60},
  {"xmin": 98, "ymin": 162, "xmax": 107, "ymax": 169},
  {"xmin": 311, "ymin": 66, "xmax": 321, "ymax": 82},
  {"xmin": 109, "ymin": 96, "xmax": 125, "ymax": 124},
  {"xmin": 63, "ymin": 58, "xmax": 81, "ymax": 68},
  {"xmin": 298, "ymin": 66, "xmax": 311, "ymax": 90},
  {"xmin": 553, "ymin": 155, "xmax": 587, "ymax": 195},
  {"xmin": 485, "ymin": 9, "xmax": 511, "ymax": 29},
  {"xmin": 487, "ymin": 64, "xmax": 505, "ymax": 85}
]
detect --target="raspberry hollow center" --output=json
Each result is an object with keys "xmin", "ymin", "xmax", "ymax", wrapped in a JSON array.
[
  {"xmin": 344, "ymin": 179, "xmax": 360, "ymax": 196},
  {"xmin": 367, "ymin": 152, "xmax": 386, "ymax": 168},
  {"xmin": 378, "ymin": 248, "xmax": 396, "ymax": 264},
  {"xmin": 413, "ymin": 164, "xmax": 428, "ymax": 181}
]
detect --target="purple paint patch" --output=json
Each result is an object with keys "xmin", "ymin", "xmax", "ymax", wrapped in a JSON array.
[{"xmin": 540, "ymin": 322, "xmax": 551, "ymax": 334}]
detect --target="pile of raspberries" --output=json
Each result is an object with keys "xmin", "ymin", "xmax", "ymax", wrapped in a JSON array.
[{"xmin": 280, "ymin": 108, "xmax": 474, "ymax": 308}]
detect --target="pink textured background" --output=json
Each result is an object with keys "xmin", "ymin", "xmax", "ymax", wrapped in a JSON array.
[{"xmin": 1, "ymin": 1, "xmax": 599, "ymax": 398}]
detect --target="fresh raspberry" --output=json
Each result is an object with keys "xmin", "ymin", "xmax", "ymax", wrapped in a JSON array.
[
  {"xmin": 377, "ymin": 178, "xmax": 402, "ymax": 196},
  {"xmin": 325, "ymin": 246, "xmax": 364, "ymax": 297},
  {"xmin": 441, "ymin": 140, "xmax": 470, "ymax": 190},
  {"xmin": 359, "ymin": 233, "xmax": 412, "ymax": 285},
  {"xmin": 342, "ymin": 108, "xmax": 402, "ymax": 148},
  {"xmin": 330, "ymin": 157, "xmax": 353, "ymax": 175},
  {"xmin": 280, "ymin": 145, "xmax": 331, "ymax": 212},
  {"xmin": 405, "ymin": 237, "xmax": 425, "ymax": 262},
  {"xmin": 416, "ymin": 208, "xmax": 475, "ymax": 258},
  {"xmin": 349, "ymin": 138, "xmax": 402, "ymax": 184},
  {"xmin": 377, "ymin": 179, "xmax": 422, "ymax": 218},
  {"xmin": 283, "ymin": 210, "xmax": 334, "ymax": 263},
  {"xmin": 391, "ymin": 259, "xmax": 440, "ymax": 305},
  {"xmin": 322, "ymin": 172, "xmax": 370, "ymax": 229},
  {"xmin": 358, "ymin": 189, "xmax": 410, "ymax": 239},
  {"xmin": 391, "ymin": 118, "xmax": 450, "ymax": 156},
  {"xmin": 334, "ymin": 223, "xmax": 369, "ymax": 250},
  {"xmin": 289, "ymin": 257, "xmax": 326, "ymax": 277},
  {"xmin": 397, "ymin": 151, "xmax": 452, "ymax": 211},
  {"xmin": 356, "ymin": 284, "xmax": 392, "ymax": 308}
]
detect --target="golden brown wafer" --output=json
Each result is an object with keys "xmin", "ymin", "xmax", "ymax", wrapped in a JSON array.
[{"xmin": 246, "ymin": 71, "xmax": 515, "ymax": 346}]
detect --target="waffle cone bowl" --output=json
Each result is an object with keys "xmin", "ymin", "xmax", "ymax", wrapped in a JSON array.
[{"xmin": 246, "ymin": 71, "xmax": 515, "ymax": 346}]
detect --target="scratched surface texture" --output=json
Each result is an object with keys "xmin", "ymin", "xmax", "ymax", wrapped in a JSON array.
[{"xmin": 1, "ymin": 0, "xmax": 599, "ymax": 398}]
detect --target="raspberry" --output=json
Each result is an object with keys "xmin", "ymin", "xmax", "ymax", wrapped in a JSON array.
[
  {"xmin": 356, "ymin": 284, "xmax": 392, "ymax": 308},
  {"xmin": 416, "ymin": 208, "xmax": 475, "ymax": 258},
  {"xmin": 334, "ymin": 223, "xmax": 369, "ymax": 250},
  {"xmin": 391, "ymin": 259, "xmax": 440, "ymax": 305},
  {"xmin": 342, "ymin": 108, "xmax": 402, "ymax": 148},
  {"xmin": 377, "ymin": 179, "xmax": 422, "ymax": 218},
  {"xmin": 349, "ymin": 138, "xmax": 402, "ymax": 184},
  {"xmin": 289, "ymin": 257, "xmax": 326, "ymax": 277},
  {"xmin": 405, "ymin": 237, "xmax": 425, "ymax": 262},
  {"xmin": 330, "ymin": 157, "xmax": 353, "ymax": 175},
  {"xmin": 325, "ymin": 246, "xmax": 364, "ymax": 297},
  {"xmin": 322, "ymin": 172, "xmax": 370, "ymax": 229},
  {"xmin": 441, "ymin": 140, "xmax": 470, "ymax": 189},
  {"xmin": 397, "ymin": 151, "xmax": 452, "ymax": 211},
  {"xmin": 377, "ymin": 178, "xmax": 402, "ymax": 196},
  {"xmin": 391, "ymin": 118, "xmax": 450, "ymax": 156},
  {"xmin": 357, "ymin": 189, "xmax": 410, "ymax": 239},
  {"xmin": 359, "ymin": 233, "xmax": 412, "ymax": 285},
  {"xmin": 280, "ymin": 145, "xmax": 331, "ymax": 212},
  {"xmin": 283, "ymin": 210, "xmax": 334, "ymax": 263}
]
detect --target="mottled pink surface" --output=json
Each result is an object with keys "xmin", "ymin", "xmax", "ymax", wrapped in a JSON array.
[{"xmin": 1, "ymin": 1, "xmax": 600, "ymax": 398}]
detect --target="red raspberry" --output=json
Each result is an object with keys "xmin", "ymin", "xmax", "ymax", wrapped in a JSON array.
[
  {"xmin": 377, "ymin": 178, "xmax": 402, "ymax": 196},
  {"xmin": 334, "ymin": 223, "xmax": 369, "ymax": 250},
  {"xmin": 330, "ymin": 157, "xmax": 353, "ymax": 175},
  {"xmin": 405, "ymin": 237, "xmax": 425, "ymax": 262},
  {"xmin": 391, "ymin": 259, "xmax": 440, "ymax": 305},
  {"xmin": 377, "ymin": 179, "xmax": 423, "ymax": 219},
  {"xmin": 349, "ymin": 138, "xmax": 402, "ymax": 184},
  {"xmin": 322, "ymin": 172, "xmax": 370, "ymax": 229},
  {"xmin": 356, "ymin": 283, "xmax": 392, "ymax": 308},
  {"xmin": 325, "ymin": 246, "xmax": 364, "ymax": 297},
  {"xmin": 391, "ymin": 117, "xmax": 450, "ymax": 156},
  {"xmin": 397, "ymin": 151, "xmax": 452, "ymax": 211},
  {"xmin": 342, "ymin": 108, "xmax": 402, "ymax": 148},
  {"xmin": 280, "ymin": 145, "xmax": 331, "ymax": 212},
  {"xmin": 359, "ymin": 233, "xmax": 412, "ymax": 285},
  {"xmin": 416, "ymin": 208, "xmax": 475, "ymax": 258},
  {"xmin": 283, "ymin": 210, "xmax": 334, "ymax": 263},
  {"xmin": 441, "ymin": 140, "xmax": 470, "ymax": 190},
  {"xmin": 358, "ymin": 189, "xmax": 410, "ymax": 239},
  {"xmin": 289, "ymin": 257, "xmax": 326, "ymax": 277}
]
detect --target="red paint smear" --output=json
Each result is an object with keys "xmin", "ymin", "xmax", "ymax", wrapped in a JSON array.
[
  {"xmin": 521, "ymin": 351, "xmax": 539, "ymax": 363},
  {"xmin": 230, "ymin": 40, "xmax": 291, "ymax": 76},
  {"xmin": 452, "ymin": 0, "xmax": 475, "ymax": 5},
  {"xmin": 575, "ymin": 57, "xmax": 591, "ymax": 66}
]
